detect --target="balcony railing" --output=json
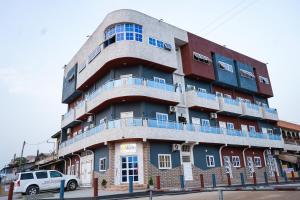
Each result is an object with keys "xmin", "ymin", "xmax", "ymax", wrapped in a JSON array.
[{"xmin": 60, "ymin": 118, "xmax": 282, "ymax": 149}]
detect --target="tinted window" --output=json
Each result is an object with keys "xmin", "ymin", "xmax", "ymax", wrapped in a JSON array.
[
  {"xmin": 36, "ymin": 172, "xmax": 48, "ymax": 179},
  {"xmin": 20, "ymin": 173, "xmax": 34, "ymax": 180},
  {"xmin": 50, "ymin": 171, "xmax": 62, "ymax": 178}
]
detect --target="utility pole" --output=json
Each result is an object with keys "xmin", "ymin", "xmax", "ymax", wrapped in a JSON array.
[{"xmin": 20, "ymin": 141, "xmax": 25, "ymax": 171}]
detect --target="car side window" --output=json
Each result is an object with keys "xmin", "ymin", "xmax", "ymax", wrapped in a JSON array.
[
  {"xmin": 20, "ymin": 173, "xmax": 34, "ymax": 180},
  {"xmin": 50, "ymin": 171, "xmax": 62, "ymax": 178},
  {"xmin": 36, "ymin": 172, "xmax": 48, "ymax": 179}
]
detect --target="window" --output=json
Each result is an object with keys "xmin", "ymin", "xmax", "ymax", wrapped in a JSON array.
[
  {"xmin": 50, "ymin": 171, "xmax": 62, "ymax": 178},
  {"xmin": 227, "ymin": 122, "xmax": 234, "ymax": 130},
  {"xmin": 232, "ymin": 156, "xmax": 241, "ymax": 167},
  {"xmin": 134, "ymin": 24, "xmax": 142, "ymax": 33},
  {"xmin": 20, "ymin": 173, "xmax": 34, "ymax": 180},
  {"xmin": 259, "ymin": 76, "xmax": 270, "ymax": 84},
  {"xmin": 156, "ymin": 112, "xmax": 168, "ymax": 121},
  {"xmin": 249, "ymin": 126, "xmax": 256, "ymax": 133},
  {"xmin": 223, "ymin": 94, "xmax": 232, "ymax": 99},
  {"xmin": 120, "ymin": 111, "xmax": 133, "ymax": 119},
  {"xmin": 218, "ymin": 61, "xmax": 233, "ymax": 73},
  {"xmin": 157, "ymin": 40, "xmax": 164, "ymax": 48},
  {"xmin": 67, "ymin": 74, "xmax": 75, "ymax": 82},
  {"xmin": 135, "ymin": 33, "xmax": 142, "ymax": 42},
  {"xmin": 267, "ymin": 129, "xmax": 273, "ymax": 134},
  {"xmin": 240, "ymin": 69, "xmax": 255, "ymax": 79},
  {"xmin": 254, "ymin": 156, "xmax": 262, "ymax": 167},
  {"xmin": 154, "ymin": 77, "xmax": 166, "ymax": 84},
  {"xmin": 78, "ymin": 62, "xmax": 86, "ymax": 73},
  {"xmin": 215, "ymin": 92, "xmax": 223, "ymax": 97},
  {"xmin": 149, "ymin": 37, "xmax": 156, "ymax": 46},
  {"xmin": 35, "ymin": 171, "xmax": 48, "ymax": 179},
  {"xmin": 192, "ymin": 117, "xmax": 200, "ymax": 125},
  {"xmin": 99, "ymin": 157, "xmax": 106, "ymax": 171},
  {"xmin": 163, "ymin": 43, "xmax": 172, "ymax": 51},
  {"xmin": 193, "ymin": 52, "xmax": 211, "ymax": 64},
  {"xmin": 116, "ymin": 33, "xmax": 124, "ymax": 41},
  {"xmin": 181, "ymin": 145, "xmax": 190, "ymax": 152},
  {"xmin": 198, "ymin": 88, "xmax": 207, "ymax": 93},
  {"xmin": 201, "ymin": 119, "xmax": 210, "ymax": 127},
  {"xmin": 158, "ymin": 154, "xmax": 172, "ymax": 169},
  {"xmin": 206, "ymin": 155, "xmax": 215, "ymax": 167},
  {"xmin": 187, "ymin": 84, "xmax": 196, "ymax": 91},
  {"xmin": 126, "ymin": 32, "xmax": 134, "ymax": 40}
]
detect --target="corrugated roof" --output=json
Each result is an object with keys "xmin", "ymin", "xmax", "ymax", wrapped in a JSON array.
[{"xmin": 277, "ymin": 120, "xmax": 300, "ymax": 132}]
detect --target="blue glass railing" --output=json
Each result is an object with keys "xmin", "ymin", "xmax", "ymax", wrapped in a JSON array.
[
  {"xmin": 264, "ymin": 107, "xmax": 277, "ymax": 114},
  {"xmin": 197, "ymin": 92, "xmax": 217, "ymax": 100},
  {"xmin": 62, "ymin": 109, "xmax": 74, "ymax": 119},
  {"xmin": 85, "ymin": 77, "xmax": 175, "ymax": 101},
  {"xmin": 269, "ymin": 134, "xmax": 281, "ymax": 141},
  {"xmin": 224, "ymin": 97, "xmax": 240, "ymax": 106},
  {"xmin": 248, "ymin": 131, "xmax": 268, "ymax": 139},
  {"xmin": 148, "ymin": 119, "xmax": 183, "ymax": 130},
  {"xmin": 245, "ymin": 102, "xmax": 260, "ymax": 111},
  {"xmin": 226, "ymin": 129, "xmax": 245, "ymax": 137}
]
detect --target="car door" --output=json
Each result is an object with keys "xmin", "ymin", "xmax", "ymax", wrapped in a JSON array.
[
  {"xmin": 35, "ymin": 171, "xmax": 50, "ymax": 190},
  {"xmin": 49, "ymin": 171, "xmax": 63, "ymax": 189}
]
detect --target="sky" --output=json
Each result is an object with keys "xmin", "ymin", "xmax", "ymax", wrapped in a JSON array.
[{"xmin": 0, "ymin": 0, "xmax": 299, "ymax": 168}]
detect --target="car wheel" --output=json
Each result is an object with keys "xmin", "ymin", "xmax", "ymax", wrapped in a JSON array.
[
  {"xmin": 67, "ymin": 180, "xmax": 77, "ymax": 191},
  {"xmin": 26, "ymin": 185, "xmax": 39, "ymax": 195}
]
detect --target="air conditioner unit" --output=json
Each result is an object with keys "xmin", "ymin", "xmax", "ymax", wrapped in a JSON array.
[
  {"xmin": 87, "ymin": 115, "xmax": 94, "ymax": 122},
  {"xmin": 163, "ymin": 43, "xmax": 172, "ymax": 51},
  {"xmin": 172, "ymin": 144, "xmax": 181, "ymax": 152},
  {"xmin": 210, "ymin": 113, "xmax": 218, "ymax": 119},
  {"xmin": 67, "ymin": 128, "xmax": 71, "ymax": 134},
  {"xmin": 169, "ymin": 106, "xmax": 177, "ymax": 113}
]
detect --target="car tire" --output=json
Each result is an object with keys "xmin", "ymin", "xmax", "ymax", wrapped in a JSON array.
[
  {"xmin": 26, "ymin": 185, "xmax": 39, "ymax": 195},
  {"xmin": 67, "ymin": 180, "xmax": 77, "ymax": 191}
]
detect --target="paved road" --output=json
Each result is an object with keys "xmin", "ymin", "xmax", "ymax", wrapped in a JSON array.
[{"xmin": 135, "ymin": 191, "xmax": 300, "ymax": 200}]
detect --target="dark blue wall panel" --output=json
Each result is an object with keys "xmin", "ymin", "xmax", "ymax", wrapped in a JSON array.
[
  {"xmin": 94, "ymin": 145, "xmax": 109, "ymax": 172},
  {"xmin": 236, "ymin": 61, "xmax": 257, "ymax": 92},
  {"xmin": 193, "ymin": 144, "xmax": 221, "ymax": 170},
  {"xmin": 150, "ymin": 142, "xmax": 181, "ymax": 168}
]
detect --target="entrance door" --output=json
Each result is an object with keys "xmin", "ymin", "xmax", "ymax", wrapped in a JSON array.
[
  {"xmin": 265, "ymin": 150, "xmax": 278, "ymax": 177},
  {"xmin": 80, "ymin": 155, "xmax": 93, "ymax": 187},
  {"xmin": 181, "ymin": 145, "xmax": 193, "ymax": 181},
  {"xmin": 246, "ymin": 157, "xmax": 255, "ymax": 177},
  {"xmin": 121, "ymin": 155, "xmax": 138, "ymax": 183},
  {"xmin": 223, "ymin": 156, "xmax": 233, "ymax": 178},
  {"xmin": 219, "ymin": 121, "xmax": 227, "ymax": 134}
]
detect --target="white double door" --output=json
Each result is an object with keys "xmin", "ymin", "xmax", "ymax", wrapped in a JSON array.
[
  {"xmin": 181, "ymin": 145, "xmax": 193, "ymax": 181},
  {"xmin": 80, "ymin": 155, "xmax": 93, "ymax": 187},
  {"xmin": 223, "ymin": 156, "xmax": 233, "ymax": 178},
  {"xmin": 246, "ymin": 157, "xmax": 255, "ymax": 177}
]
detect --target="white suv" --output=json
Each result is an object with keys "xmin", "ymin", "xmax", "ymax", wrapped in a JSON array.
[{"xmin": 14, "ymin": 170, "xmax": 79, "ymax": 195}]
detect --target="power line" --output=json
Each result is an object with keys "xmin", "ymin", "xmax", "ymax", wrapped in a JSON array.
[
  {"xmin": 26, "ymin": 138, "xmax": 53, "ymax": 146},
  {"xmin": 202, "ymin": 0, "xmax": 259, "ymax": 36},
  {"xmin": 199, "ymin": 0, "xmax": 247, "ymax": 33}
]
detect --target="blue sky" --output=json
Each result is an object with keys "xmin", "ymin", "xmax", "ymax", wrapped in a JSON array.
[{"xmin": 0, "ymin": 0, "xmax": 299, "ymax": 167}]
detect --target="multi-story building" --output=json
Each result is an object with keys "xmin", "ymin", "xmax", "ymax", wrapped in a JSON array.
[{"xmin": 58, "ymin": 9, "xmax": 283, "ymax": 188}]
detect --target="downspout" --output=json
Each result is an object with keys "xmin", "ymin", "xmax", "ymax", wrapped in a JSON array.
[
  {"xmin": 63, "ymin": 157, "xmax": 67, "ymax": 174},
  {"xmin": 242, "ymin": 147, "xmax": 250, "ymax": 168},
  {"xmin": 219, "ymin": 145, "xmax": 226, "ymax": 166},
  {"xmin": 72, "ymin": 153, "xmax": 81, "ymax": 178},
  {"xmin": 67, "ymin": 157, "xmax": 72, "ymax": 175}
]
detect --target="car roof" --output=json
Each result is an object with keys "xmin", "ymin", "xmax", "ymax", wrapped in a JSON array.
[{"xmin": 19, "ymin": 170, "xmax": 56, "ymax": 174}]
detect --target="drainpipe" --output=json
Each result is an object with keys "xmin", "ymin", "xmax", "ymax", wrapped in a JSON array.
[
  {"xmin": 67, "ymin": 157, "xmax": 72, "ymax": 175},
  {"xmin": 263, "ymin": 149, "xmax": 268, "ymax": 168},
  {"xmin": 72, "ymin": 153, "xmax": 81, "ymax": 178},
  {"xmin": 242, "ymin": 147, "xmax": 250, "ymax": 168},
  {"xmin": 219, "ymin": 145, "xmax": 226, "ymax": 166},
  {"xmin": 63, "ymin": 157, "xmax": 67, "ymax": 174}
]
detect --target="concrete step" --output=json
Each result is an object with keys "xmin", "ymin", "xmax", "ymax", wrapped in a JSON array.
[{"xmin": 108, "ymin": 184, "xmax": 147, "ymax": 191}]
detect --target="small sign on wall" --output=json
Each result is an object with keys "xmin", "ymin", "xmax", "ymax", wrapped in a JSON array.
[{"xmin": 120, "ymin": 143, "xmax": 137, "ymax": 154}]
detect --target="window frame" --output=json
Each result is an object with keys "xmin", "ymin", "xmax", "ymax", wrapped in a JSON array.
[
  {"xmin": 259, "ymin": 76, "xmax": 270, "ymax": 84},
  {"xmin": 218, "ymin": 61, "xmax": 234, "ymax": 73},
  {"xmin": 226, "ymin": 122, "xmax": 235, "ymax": 130},
  {"xmin": 148, "ymin": 37, "xmax": 156, "ymax": 46},
  {"xmin": 249, "ymin": 126, "xmax": 256, "ymax": 133},
  {"xmin": 201, "ymin": 119, "xmax": 210, "ymax": 127},
  {"xmin": 153, "ymin": 77, "xmax": 166, "ymax": 84},
  {"xmin": 158, "ymin": 154, "xmax": 172, "ymax": 169},
  {"xmin": 99, "ymin": 157, "xmax": 107, "ymax": 172},
  {"xmin": 156, "ymin": 112, "xmax": 168, "ymax": 122},
  {"xmin": 206, "ymin": 155, "xmax": 215, "ymax": 167},
  {"xmin": 35, "ymin": 171, "xmax": 48, "ymax": 179},
  {"xmin": 232, "ymin": 156, "xmax": 241, "ymax": 167},
  {"xmin": 254, "ymin": 156, "xmax": 262, "ymax": 167}
]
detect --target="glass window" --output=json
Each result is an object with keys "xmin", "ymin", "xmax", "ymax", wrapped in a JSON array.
[
  {"xmin": 50, "ymin": 171, "xmax": 62, "ymax": 178},
  {"xmin": 218, "ymin": 61, "xmax": 233, "ymax": 73},
  {"xmin": 154, "ymin": 77, "xmax": 165, "ymax": 84},
  {"xmin": 126, "ymin": 32, "xmax": 134, "ymax": 40},
  {"xmin": 149, "ymin": 37, "xmax": 156, "ymax": 46},
  {"xmin": 249, "ymin": 126, "xmax": 256, "ymax": 133},
  {"xmin": 201, "ymin": 119, "xmax": 210, "ymax": 127},
  {"xmin": 206, "ymin": 155, "xmax": 215, "ymax": 167},
  {"xmin": 116, "ymin": 24, "xmax": 124, "ymax": 33},
  {"xmin": 135, "ymin": 33, "xmax": 142, "ymax": 42},
  {"xmin": 240, "ymin": 69, "xmax": 255, "ymax": 79},
  {"xmin": 156, "ymin": 112, "xmax": 168, "ymax": 121},
  {"xmin": 254, "ymin": 156, "xmax": 262, "ymax": 167},
  {"xmin": 232, "ymin": 156, "xmax": 241, "ymax": 167},
  {"xmin": 227, "ymin": 122, "xmax": 234, "ymax": 130},
  {"xmin": 157, "ymin": 40, "xmax": 164, "ymax": 48},
  {"xmin": 20, "ymin": 173, "xmax": 34, "ymax": 180},
  {"xmin": 192, "ymin": 117, "xmax": 200, "ymax": 125},
  {"xmin": 134, "ymin": 24, "xmax": 142, "ymax": 33},
  {"xmin": 259, "ymin": 76, "xmax": 270, "ymax": 84},
  {"xmin": 116, "ymin": 33, "xmax": 124, "ymax": 41},
  {"xmin": 35, "ymin": 171, "xmax": 48, "ymax": 179},
  {"xmin": 267, "ymin": 129, "xmax": 273, "ymax": 134},
  {"xmin": 99, "ymin": 157, "xmax": 106, "ymax": 171},
  {"xmin": 158, "ymin": 154, "xmax": 172, "ymax": 169},
  {"xmin": 198, "ymin": 88, "xmax": 207, "ymax": 93},
  {"xmin": 125, "ymin": 23, "xmax": 134, "ymax": 32}
]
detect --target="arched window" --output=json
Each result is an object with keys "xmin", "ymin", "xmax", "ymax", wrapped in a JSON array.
[{"xmin": 105, "ymin": 23, "xmax": 143, "ymax": 42}]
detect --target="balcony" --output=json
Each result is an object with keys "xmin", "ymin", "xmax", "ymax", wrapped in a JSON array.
[
  {"xmin": 218, "ymin": 97, "xmax": 243, "ymax": 115},
  {"xmin": 262, "ymin": 107, "xmax": 279, "ymax": 121},
  {"xmin": 58, "ymin": 118, "xmax": 284, "ymax": 156},
  {"xmin": 75, "ymin": 100, "xmax": 86, "ymax": 119},
  {"xmin": 185, "ymin": 91, "xmax": 220, "ymax": 111},
  {"xmin": 241, "ymin": 102, "xmax": 263, "ymax": 118},
  {"xmin": 86, "ymin": 78, "xmax": 180, "ymax": 112},
  {"xmin": 61, "ymin": 109, "xmax": 75, "ymax": 128},
  {"xmin": 283, "ymin": 139, "xmax": 300, "ymax": 152}
]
